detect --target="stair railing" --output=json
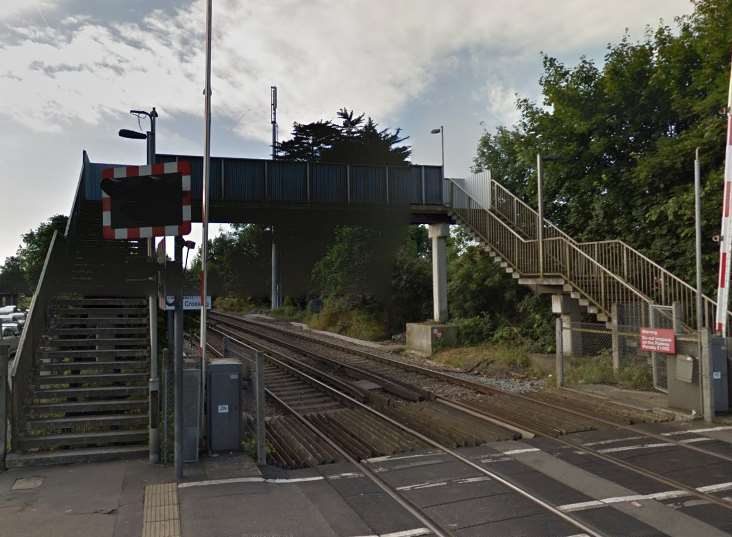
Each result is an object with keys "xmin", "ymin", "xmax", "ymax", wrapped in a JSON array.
[
  {"xmin": 461, "ymin": 172, "xmax": 726, "ymax": 330},
  {"xmin": 9, "ymin": 231, "xmax": 64, "ymax": 446},
  {"xmin": 447, "ymin": 179, "xmax": 652, "ymax": 320}
]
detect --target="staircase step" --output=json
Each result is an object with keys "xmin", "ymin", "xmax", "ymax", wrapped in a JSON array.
[
  {"xmin": 35, "ymin": 372, "xmax": 148, "ymax": 386},
  {"xmin": 47, "ymin": 326, "xmax": 148, "ymax": 336},
  {"xmin": 53, "ymin": 298, "xmax": 147, "ymax": 307},
  {"xmin": 39, "ymin": 348, "xmax": 148, "ymax": 359},
  {"xmin": 27, "ymin": 414, "xmax": 148, "ymax": 431},
  {"xmin": 51, "ymin": 317, "xmax": 148, "ymax": 327},
  {"xmin": 6, "ymin": 444, "xmax": 148, "ymax": 467},
  {"xmin": 28, "ymin": 399, "xmax": 148, "ymax": 417},
  {"xmin": 50, "ymin": 307, "xmax": 147, "ymax": 316},
  {"xmin": 42, "ymin": 337, "xmax": 148, "ymax": 347},
  {"xmin": 33, "ymin": 385, "xmax": 148, "ymax": 399},
  {"xmin": 512, "ymin": 273, "xmax": 521, "ymax": 279},
  {"xmin": 39, "ymin": 360, "xmax": 149, "ymax": 373},
  {"xmin": 18, "ymin": 429, "xmax": 147, "ymax": 449}
]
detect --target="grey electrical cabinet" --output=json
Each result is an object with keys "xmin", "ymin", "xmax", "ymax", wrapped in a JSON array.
[
  {"xmin": 183, "ymin": 368, "xmax": 201, "ymax": 462},
  {"xmin": 711, "ymin": 336, "xmax": 729, "ymax": 413},
  {"xmin": 207, "ymin": 359, "xmax": 241, "ymax": 452}
]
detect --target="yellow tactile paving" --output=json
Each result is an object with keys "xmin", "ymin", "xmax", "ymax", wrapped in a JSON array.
[{"xmin": 142, "ymin": 483, "xmax": 181, "ymax": 537}]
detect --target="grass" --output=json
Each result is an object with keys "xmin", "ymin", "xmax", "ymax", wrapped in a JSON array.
[
  {"xmin": 564, "ymin": 350, "xmax": 653, "ymax": 391},
  {"xmin": 430, "ymin": 343, "xmax": 548, "ymax": 379}
]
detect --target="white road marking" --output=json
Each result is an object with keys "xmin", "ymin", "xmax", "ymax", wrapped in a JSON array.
[
  {"xmin": 501, "ymin": 448, "xmax": 541, "ymax": 455},
  {"xmin": 348, "ymin": 528, "xmax": 432, "ymax": 537},
  {"xmin": 581, "ymin": 425, "xmax": 732, "ymax": 448},
  {"xmin": 365, "ymin": 451, "xmax": 442, "ymax": 463},
  {"xmin": 178, "ymin": 475, "xmax": 325, "ymax": 488},
  {"xmin": 589, "ymin": 437, "xmax": 711, "ymax": 454},
  {"xmin": 558, "ymin": 481, "xmax": 732, "ymax": 512},
  {"xmin": 326, "ymin": 472, "xmax": 364, "ymax": 480},
  {"xmin": 396, "ymin": 481, "xmax": 447, "ymax": 491}
]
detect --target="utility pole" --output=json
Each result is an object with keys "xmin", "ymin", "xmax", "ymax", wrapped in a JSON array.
[
  {"xmin": 200, "ymin": 0, "xmax": 213, "ymax": 443},
  {"xmin": 174, "ymin": 237, "xmax": 184, "ymax": 480},
  {"xmin": 146, "ymin": 108, "xmax": 160, "ymax": 464},
  {"xmin": 270, "ymin": 86, "xmax": 281, "ymax": 310},
  {"xmin": 537, "ymin": 153, "xmax": 544, "ymax": 278}
]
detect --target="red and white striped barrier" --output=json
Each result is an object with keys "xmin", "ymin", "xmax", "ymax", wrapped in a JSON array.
[
  {"xmin": 101, "ymin": 160, "xmax": 192, "ymax": 240},
  {"xmin": 714, "ymin": 56, "xmax": 732, "ymax": 335}
]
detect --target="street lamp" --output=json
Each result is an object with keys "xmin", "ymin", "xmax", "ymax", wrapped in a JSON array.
[
  {"xmin": 430, "ymin": 126, "xmax": 444, "ymax": 179},
  {"xmin": 118, "ymin": 107, "xmax": 160, "ymax": 464},
  {"xmin": 119, "ymin": 108, "xmax": 158, "ymax": 166}
]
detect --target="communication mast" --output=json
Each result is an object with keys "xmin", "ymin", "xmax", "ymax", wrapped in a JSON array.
[{"xmin": 271, "ymin": 86, "xmax": 278, "ymax": 159}]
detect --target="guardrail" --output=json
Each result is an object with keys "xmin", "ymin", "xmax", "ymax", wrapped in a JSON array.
[
  {"xmin": 458, "ymin": 172, "xmax": 727, "ymax": 330},
  {"xmin": 447, "ymin": 179, "xmax": 651, "ymax": 321},
  {"xmin": 9, "ymin": 231, "xmax": 64, "ymax": 447}
]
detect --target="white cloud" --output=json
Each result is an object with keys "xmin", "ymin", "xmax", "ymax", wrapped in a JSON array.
[
  {"xmin": 0, "ymin": 0, "xmax": 57, "ymax": 20},
  {"xmin": 0, "ymin": 0, "xmax": 692, "ymax": 142}
]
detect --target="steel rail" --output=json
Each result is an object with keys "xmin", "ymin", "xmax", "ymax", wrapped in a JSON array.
[
  {"xmin": 217, "ymin": 313, "xmax": 732, "ymax": 491},
  {"xmin": 225, "ymin": 312, "xmax": 731, "ymax": 457},
  {"xmin": 211, "ymin": 324, "xmax": 607, "ymax": 537},
  {"xmin": 206, "ymin": 336, "xmax": 449, "ymax": 535},
  {"xmin": 211, "ymin": 314, "xmax": 532, "ymax": 439}
]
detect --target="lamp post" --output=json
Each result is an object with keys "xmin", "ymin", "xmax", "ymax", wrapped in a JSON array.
[
  {"xmin": 118, "ymin": 107, "xmax": 160, "ymax": 464},
  {"xmin": 430, "ymin": 126, "xmax": 445, "ymax": 179}
]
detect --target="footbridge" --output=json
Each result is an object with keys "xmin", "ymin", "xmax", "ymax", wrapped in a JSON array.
[{"xmin": 6, "ymin": 149, "xmax": 728, "ymax": 467}]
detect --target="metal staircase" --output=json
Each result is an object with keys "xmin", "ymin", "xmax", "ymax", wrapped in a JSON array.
[
  {"xmin": 446, "ymin": 173, "xmax": 729, "ymax": 331},
  {"xmin": 7, "ymin": 200, "xmax": 155, "ymax": 466},
  {"xmin": 7, "ymin": 297, "xmax": 150, "ymax": 466}
]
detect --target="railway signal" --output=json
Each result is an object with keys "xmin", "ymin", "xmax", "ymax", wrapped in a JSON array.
[{"xmin": 100, "ymin": 161, "xmax": 192, "ymax": 240}]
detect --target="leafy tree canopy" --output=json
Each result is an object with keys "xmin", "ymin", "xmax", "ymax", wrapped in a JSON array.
[
  {"xmin": 277, "ymin": 108, "xmax": 411, "ymax": 165},
  {"xmin": 474, "ymin": 0, "xmax": 732, "ymax": 293},
  {"xmin": 0, "ymin": 214, "xmax": 68, "ymax": 293}
]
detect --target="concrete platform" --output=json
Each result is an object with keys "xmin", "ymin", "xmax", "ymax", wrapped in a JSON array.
[
  {"xmin": 0, "ymin": 459, "xmax": 173, "ymax": 537},
  {"xmin": 563, "ymin": 384, "xmax": 695, "ymax": 421}
]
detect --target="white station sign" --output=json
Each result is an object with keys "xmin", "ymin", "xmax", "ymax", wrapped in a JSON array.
[{"xmin": 161, "ymin": 295, "xmax": 212, "ymax": 311}]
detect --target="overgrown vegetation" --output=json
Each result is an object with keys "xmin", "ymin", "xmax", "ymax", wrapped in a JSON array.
[{"xmin": 564, "ymin": 351, "xmax": 654, "ymax": 390}]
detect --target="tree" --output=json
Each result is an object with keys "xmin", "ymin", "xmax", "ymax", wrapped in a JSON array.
[
  {"xmin": 0, "ymin": 214, "xmax": 68, "ymax": 293},
  {"xmin": 474, "ymin": 0, "xmax": 732, "ymax": 295},
  {"xmin": 277, "ymin": 108, "xmax": 411, "ymax": 164}
]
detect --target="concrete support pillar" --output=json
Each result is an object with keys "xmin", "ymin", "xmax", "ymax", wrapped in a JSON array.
[
  {"xmin": 428, "ymin": 223, "xmax": 449, "ymax": 323},
  {"xmin": 551, "ymin": 295, "xmax": 583, "ymax": 356},
  {"xmin": 271, "ymin": 227, "xmax": 281, "ymax": 310},
  {"xmin": 611, "ymin": 303, "xmax": 620, "ymax": 373}
]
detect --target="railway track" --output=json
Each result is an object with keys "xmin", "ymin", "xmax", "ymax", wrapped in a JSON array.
[
  {"xmin": 208, "ymin": 310, "xmax": 732, "ymax": 516},
  {"xmin": 206, "ymin": 327, "xmax": 606, "ymax": 537}
]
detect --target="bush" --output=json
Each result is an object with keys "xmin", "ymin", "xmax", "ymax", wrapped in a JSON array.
[
  {"xmin": 214, "ymin": 296, "xmax": 255, "ymax": 313},
  {"xmin": 454, "ymin": 315, "xmax": 495, "ymax": 346},
  {"xmin": 308, "ymin": 296, "xmax": 386, "ymax": 341}
]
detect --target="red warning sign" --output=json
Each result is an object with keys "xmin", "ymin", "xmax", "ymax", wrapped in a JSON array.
[{"xmin": 640, "ymin": 328, "xmax": 676, "ymax": 354}]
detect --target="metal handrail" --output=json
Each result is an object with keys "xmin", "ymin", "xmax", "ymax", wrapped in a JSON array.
[
  {"xmin": 447, "ymin": 179, "xmax": 652, "ymax": 319},
  {"xmin": 9, "ymin": 231, "xmax": 63, "ymax": 447},
  {"xmin": 463, "ymin": 172, "xmax": 727, "ymax": 329}
]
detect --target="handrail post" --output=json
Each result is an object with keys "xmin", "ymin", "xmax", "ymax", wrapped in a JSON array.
[
  {"xmin": 385, "ymin": 166, "xmax": 390, "ymax": 205},
  {"xmin": 306, "ymin": 162, "xmax": 311, "ymax": 203},
  {"xmin": 536, "ymin": 153, "xmax": 544, "ymax": 278},
  {"xmin": 421, "ymin": 166, "xmax": 426, "ymax": 205},
  {"xmin": 346, "ymin": 165, "xmax": 351, "ymax": 205}
]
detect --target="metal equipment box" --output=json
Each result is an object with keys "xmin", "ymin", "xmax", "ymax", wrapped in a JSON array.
[
  {"xmin": 711, "ymin": 336, "xmax": 729, "ymax": 412},
  {"xmin": 207, "ymin": 359, "xmax": 241, "ymax": 452},
  {"xmin": 183, "ymin": 368, "xmax": 201, "ymax": 462}
]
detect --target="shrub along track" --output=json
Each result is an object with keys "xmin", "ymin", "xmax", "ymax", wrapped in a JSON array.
[{"xmin": 208, "ymin": 310, "xmax": 732, "ymax": 515}]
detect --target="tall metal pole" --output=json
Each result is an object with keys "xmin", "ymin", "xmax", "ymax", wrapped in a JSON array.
[
  {"xmin": 200, "ymin": 0, "xmax": 213, "ymax": 438},
  {"xmin": 174, "ymin": 237, "xmax": 184, "ymax": 480},
  {"xmin": 440, "ymin": 125, "xmax": 445, "ymax": 178},
  {"xmin": 270, "ymin": 86, "xmax": 280, "ymax": 310},
  {"xmin": 695, "ymin": 148, "xmax": 704, "ymax": 334},
  {"xmin": 147, "ymin": 108, "xmax": 160, "ymax": 464},
  {"xmin": 537, "ymin": 153, "xmax": 544, "ymax": 278},
  {"xmin": 696, "ymin": 149, "xmax": 714, "ymax": 422}
]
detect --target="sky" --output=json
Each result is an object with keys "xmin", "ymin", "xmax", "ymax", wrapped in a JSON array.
[{"xmin": 0, "ymin": 0, "xmax": 695, "ymax": 264}]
